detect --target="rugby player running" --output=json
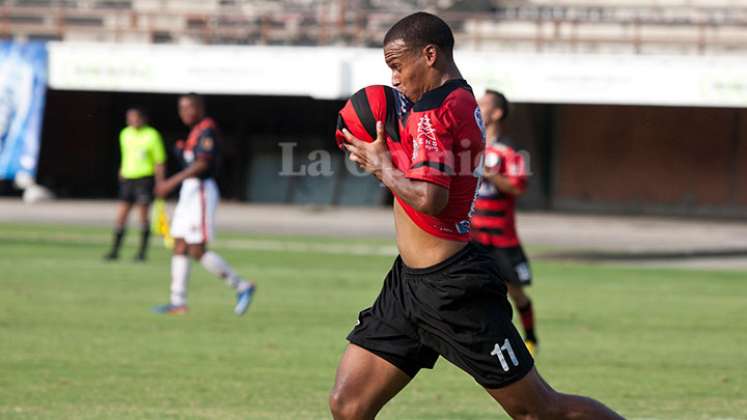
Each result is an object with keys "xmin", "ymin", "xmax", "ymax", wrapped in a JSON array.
[{"xmin": 330, "ymin": 12, "xmax": 624, "ymax": 420}]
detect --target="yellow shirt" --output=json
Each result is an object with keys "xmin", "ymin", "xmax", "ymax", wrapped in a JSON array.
[{"xmin": 119, "ymin": 125, "xmax": 166, "ymax": 179}]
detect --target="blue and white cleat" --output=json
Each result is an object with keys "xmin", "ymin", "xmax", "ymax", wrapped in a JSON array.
[
  {"xmin": 152, "ymin": 303, "xmax": 188, "ymax": 315},
  {"xmin": 234, "ymin": 283, "xmax": 256, "ymax": 316}
]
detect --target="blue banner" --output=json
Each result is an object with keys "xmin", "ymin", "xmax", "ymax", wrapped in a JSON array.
[{"xmin": 0, "ymin": 42, "xmax": 48, "ymax": 181}]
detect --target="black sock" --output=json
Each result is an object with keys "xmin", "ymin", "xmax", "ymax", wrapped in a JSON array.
[
  {"xmin": 109, "ymin": 228, "xmax": 125, "ymax": 256},
  {"xmin": 137, "ymin": 225, "xmax": 150, "ymax": 258}
]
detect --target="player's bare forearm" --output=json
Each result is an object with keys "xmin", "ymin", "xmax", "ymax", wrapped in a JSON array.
[
  {"xmin": 173, "ymin": 159, "xmax": 208, "ymax": 183},
  {"xmin": 155, "ymin": 159, "xmax": 208, "ymax": 197},
  {"xmin": 486, "ymin": 173, "xmax": 523, "ymax": 196},
  {"xmin": 154, "ymin": 164, "xmax": 166, "ymax": 184},
  {"xmin": 342, "ymin": 121, "xmax": 449, "ymax": 215},
  {"xmin": 380, "ymin": 168, "xmax": 448, "ymax": 216}
]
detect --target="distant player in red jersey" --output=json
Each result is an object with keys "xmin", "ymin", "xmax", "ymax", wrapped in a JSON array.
[
  {"xmin": 329, "ymin": 12, "xmax": 623, "ymax": 420},
  {"xmin": 470, "ymin": 90, "xmax": 538, "ymax": 355}
]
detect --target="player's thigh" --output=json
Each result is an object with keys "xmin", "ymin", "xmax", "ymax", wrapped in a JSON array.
[
  {"xmin": 486, "ymin": 367, "xmax": 558, "ymax": 417},
  {"xmin": 173, "ymin": 238, "xmax": 188, "ymax": 255},
  {"xmin": 330, "ymin": 343, "xmax": 412, "ymax": 418},
  {"xmin": 115, "ymin": 200, "xmax": 133, "ymax": 216}
]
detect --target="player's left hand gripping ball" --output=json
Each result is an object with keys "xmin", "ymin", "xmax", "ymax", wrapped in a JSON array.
[{"xmin": 342, "ymin": 121, "xmax": 390, "ymax": 176}]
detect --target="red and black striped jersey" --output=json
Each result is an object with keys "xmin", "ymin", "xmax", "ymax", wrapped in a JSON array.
[
  {"xmin": 175, "ymin": 117, "xmax": 220, "ymax": 180},
  {"xmin": 393, "ymin": 79, "xmax": 486, "ymax": 242},
  {"xmin": 470, "ymin": 138, "xmax": 527, "ymax": 248}
]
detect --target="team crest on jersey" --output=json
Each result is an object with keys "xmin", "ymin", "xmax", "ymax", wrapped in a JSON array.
[
  {"xmin": 474, "ymin": 106, "xmax": 486, "ymax": 143},
  {"xmin": 485, "ymin": 150, "xmax": 500, "ymax": 168},
  {"xmin": 416, "ymin": 115, "xmax": 439, "ymax": 154},
  {"xmin": 201, "ymin": 137, "xmax": 214, "ymax": 150}
]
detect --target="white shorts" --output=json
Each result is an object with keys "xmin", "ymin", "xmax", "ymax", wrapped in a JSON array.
[{"xmin": 171, "ymin": 178, "xmax": 219, "ymax": 244}]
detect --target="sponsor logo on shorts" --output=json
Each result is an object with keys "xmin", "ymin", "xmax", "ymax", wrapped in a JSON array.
[{"xmin": 515, "ymin": 263, "xmax": 531, "ymax": 283}]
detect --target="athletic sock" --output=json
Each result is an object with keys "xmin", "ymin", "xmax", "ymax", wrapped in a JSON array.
[
  {"xmin": 108, "ymin": 227, "xmax": 125, "ymax": 257},
  {"xmin": 199, "ymin": 251, "xmax": 249, "ymax": 291},
  {"xmin": 170, "ymin": 255, "xmax": 191, "ymax": 306},
  {"xmin": 136, "ymin": 224, "xmax": 151, "ymax": 258},
  {"xmin": 518, "ymin": 300, "xmax": 537, "ymax": 343}
]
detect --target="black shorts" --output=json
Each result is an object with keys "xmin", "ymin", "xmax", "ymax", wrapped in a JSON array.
[
  {"xmin": 119, "ymin": 176, "xmax": 154, "ymax": 205},
  {"xmin": 483, "ymin": 244, "xmax": 532, "ymax": 287},
  {"xmin": 347, "ymin": 243, "xmax": 534, "ymax": 389}
]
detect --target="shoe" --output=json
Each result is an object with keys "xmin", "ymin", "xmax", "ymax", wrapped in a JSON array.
[
  {"xmin": 133, "ymin": 253, "xmax": 146, "ymax": 262},
  {"xmin": 234, "ymin": 283, "xmax": 256, "ymax": 316},
  {"xmin": 524, "ymin": 339, "xmax": 538, "ymax": 357},
  {"xmin": 152, "ymin": 303, "xmax": 188, "ymax": 315},
  {"xmin": 103, "ymin": 252, "xmax": 118, "ymax": 261}
]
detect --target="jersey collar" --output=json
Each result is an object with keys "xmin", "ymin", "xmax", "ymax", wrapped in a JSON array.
[{"xmin": 412, "ymin": 79, "xmax": 471, "ymax": 112}]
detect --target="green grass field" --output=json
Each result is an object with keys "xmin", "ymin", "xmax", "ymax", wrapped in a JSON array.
[{"xmin": 1, "ymin": 223, "xmax": 745, "ymax": 419}]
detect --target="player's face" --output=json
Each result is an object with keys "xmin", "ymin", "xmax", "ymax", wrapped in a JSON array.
[
  {"xmin": 178, "ymin": 97, "xmax": 202, "ymax": 126},
  {"xmin": 384, "ymin": 39, "xmax": 430, "ymax": 102},
  {"xmin": 478, "ymin": 94, "xmax": 496, "ymax": 125},
  {"xmin": 478, "ymin": 94, "xmax": 502, "ymax": 125},
  {"xmin": 126, "ymin": 110, "xmax": 145, "ymax": 128}
]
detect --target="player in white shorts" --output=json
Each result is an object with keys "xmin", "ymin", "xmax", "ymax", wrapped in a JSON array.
[{"xmin": 153, "ymin": 93, "xmax": 256, "ymax": 316}]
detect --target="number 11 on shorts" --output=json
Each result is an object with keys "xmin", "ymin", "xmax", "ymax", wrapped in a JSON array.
[{"xmin": 491, "ymin": 339, "xmax": 519, "ymax": 372}]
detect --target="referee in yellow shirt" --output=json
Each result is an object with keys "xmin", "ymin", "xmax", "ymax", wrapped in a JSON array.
[{"xmin": 104, "ymin": 107, "xmax": 166, "ymax": 261}]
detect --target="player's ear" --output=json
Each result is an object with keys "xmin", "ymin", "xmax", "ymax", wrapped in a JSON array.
[
  {"xmin": 423, "ymin": 44, "xmax": 438, "ymax": 67},
  {"xmin": 492, "ymin": 108, "xmax": 503, "ymax": 123}
]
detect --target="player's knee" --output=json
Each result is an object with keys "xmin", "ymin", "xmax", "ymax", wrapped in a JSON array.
[
  {"xmin": 328, "ymin": 386, "xmax": 368, "ymax": 420},
  {"xmin": 188, "ymin": 246, "xmax": 205, "ymax": 260}
]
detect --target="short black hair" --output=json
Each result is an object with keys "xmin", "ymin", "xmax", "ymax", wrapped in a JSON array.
[
  {"xmin": 485, "ymin": 89, "xmax": 510, "ymax": 121},
  {"xmin": 383, "ymin": 12, "xmax": 454, "ymax": 56},
  {"xmin": 126, "ymin": 106, "xmax": 148, "ymax": 119},
  {"xmin": 180, "ymin": 92, "xmax": 205, "ymax": 109}
]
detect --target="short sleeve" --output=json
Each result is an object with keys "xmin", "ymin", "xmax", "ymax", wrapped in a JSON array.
[
  {"xmin": 118, "ymin": 128, "xmax": 126, "ymax": 170},
  {"xmin": 404, "ymin": 109, "xmax": 454, "ymax": 189},
  {"xmin": 194, "ymin": 128, "xmax": 218, "ymax": 160},
  {"xmin": 150, "ymin": 129, "xmax": 167, "ymax": 165},
  {"xmin": 504, "ymin": 148, "xmax": 528, "ymax": 192},
  {"xmin": 118, "ymin": 128, "xmax": 126, "ymax": 155}
]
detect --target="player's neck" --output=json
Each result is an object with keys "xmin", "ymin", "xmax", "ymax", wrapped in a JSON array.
[
  {"xmin": 425, "ymin": 64, "xmax": 462, "ymax": 95},
  {"xmin": 189, "ymin": 115, "xmax": 206, "ymax": 128},
  {"xmin": 486, "ymin": 123, "xmax": 501, "ymax": 142}
]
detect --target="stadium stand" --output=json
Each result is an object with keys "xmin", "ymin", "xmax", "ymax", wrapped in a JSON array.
[{"xmin": 2, "ymin": 0, "xmax": 747, "ymax": 53}]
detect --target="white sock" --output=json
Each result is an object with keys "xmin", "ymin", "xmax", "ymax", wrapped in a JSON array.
[
  {"xmin": 170, "ymin": 255, "xmax": 191, "ymax": 306},
  {"xmin": 200, "ymin": 251, "xmax": 251, "ymax": 291}
]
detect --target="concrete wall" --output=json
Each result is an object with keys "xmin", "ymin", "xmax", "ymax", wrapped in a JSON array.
[{"xmin": 550, "ymin": 105, "xmax": 747, "ymax": 217}]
